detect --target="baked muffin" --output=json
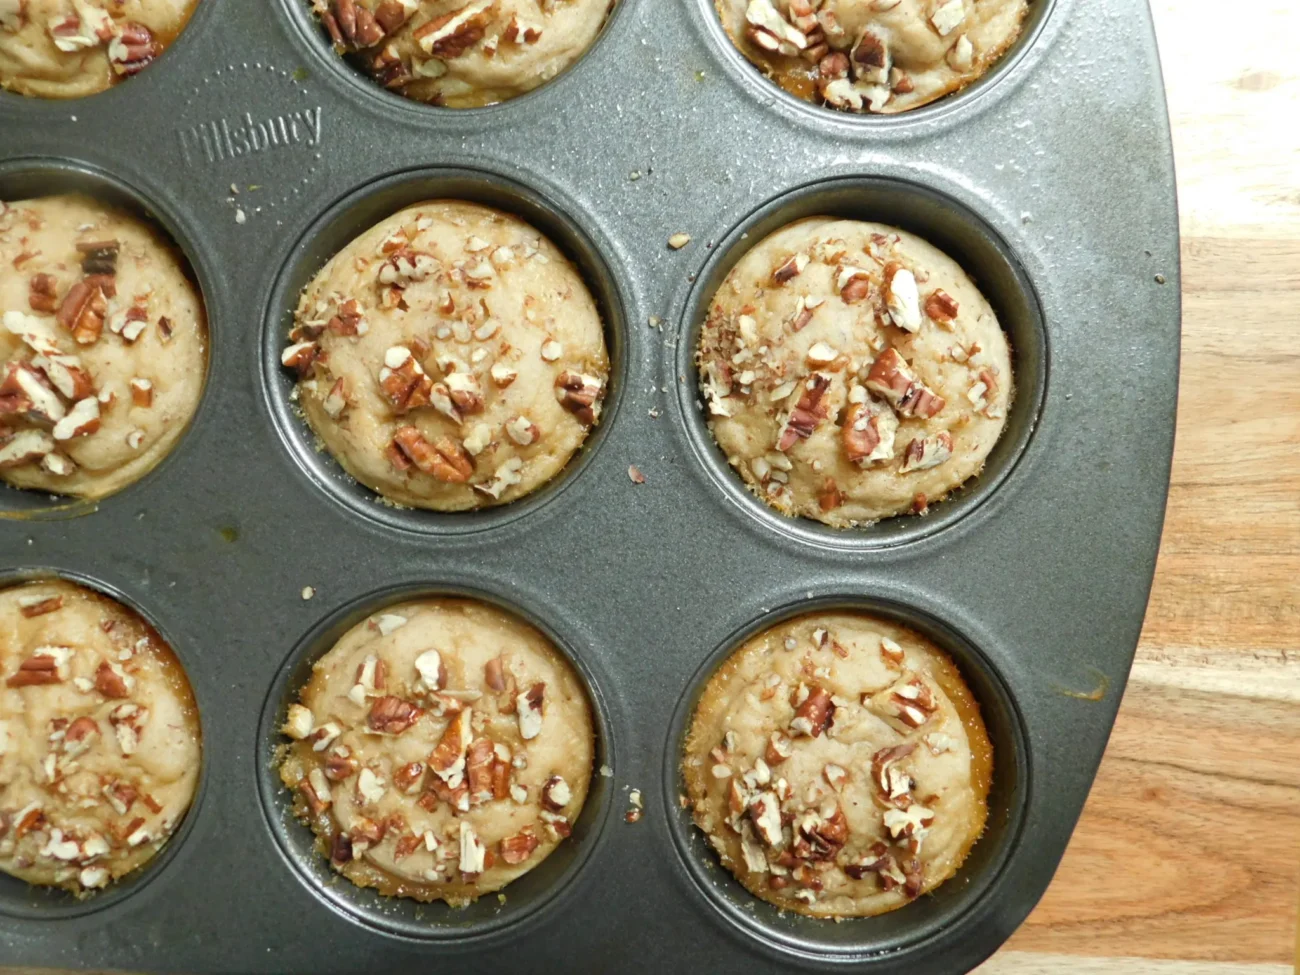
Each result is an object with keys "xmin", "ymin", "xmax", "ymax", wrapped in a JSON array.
[
  {"xmin": 284, "ymin": 200, "xmax": 608, "ymax": 511},
  {"xmin": 684, "ymin": 611, "xmax": 991, "ymax": 918},
  {"xmin": 277, "ymin": 597, "xmax": 595, "ymax": 905},
  {"xmin": 0, "ymin": 579, "xmax": 202, "ymax": 895},
  {"xmin": 0, "ymin": 195, "xmax": 207, "ymax": 500},
  {"xmin": 697, "ymin": 217, "xmax": 1011, "ymax": 527},
  {"xmin": 309, "ymin": 0, "xmax": 615, "ymax": 108},
  {"xmin": 0, "ymin": 0, "xmax": 199, "ymax": 99},
  {"xmin": 716, "ymin": 0, "xmax": 1028, "ymax": 114}
]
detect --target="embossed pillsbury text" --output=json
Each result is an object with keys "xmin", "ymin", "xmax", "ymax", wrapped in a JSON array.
[{"xmin": 177, "ymin": 108, "xmax": 323, "ymax": 166}]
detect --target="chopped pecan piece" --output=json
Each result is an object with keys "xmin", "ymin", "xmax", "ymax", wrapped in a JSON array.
[
  {"xmin": 390, "ymin": 426, "xmax": 474, "ymax": 482},
  {"xmin": 374, "ymin": 0, "xmax": 415, "ymax": 34},
  {"xmin": 924, "ymin": 289, "xmax": 959, "ymax": 326},
  {"xmin": 484, "ymin": 654, "xmax": 506, "ymax": 692},
  {"xmin": 555, "ymin": 371, "xmax": 604, "ymax": 426},
  {"xmin": 516, "ymin": 681, "xmax": 544, "ymax": 739},
  {"xmin": 331, "ymin": 0, "xmax": 385, "ymax": 49},
  {"xmin": 367, "ymin": 695, "xmax": 423, "ymax": 734},
  {"xmin": 17, "ymin": 593, "xmax": 62, "ymax": 617},
  {"xmin": 900, "ymin": 432, "xmax": 954, "ymax": 473},
  {"xmin": 330, "ymin": 830, "xmax": 354, "ymax": 866},
  {"xmin": 393, "ymin": 761, "xmax": 426, "ymax": 793},
  {"xmin": 324, "ymin": 752, "xmax": 359, "ymax": 781},
  {"xmin": 871, "ymin": 743, "xmax": 916, "ymax": 804},
  {"xmin": 281, "ymin": 341, "xmax": 324, "ymax": 378},
  {"xmin": 790, "ymin": 685, "xmax": 834, "ymax": 737},
  {"xmin": 883, "ymin": 263, "xmax": 922, "ymax": 332},
  {"xmin": 541, "ymin": 774, "xmax": 571, "ymax": 811},
  {"xmin": 776, "ymin": 373, "xmax": 831, "ymax": 452},
  {"xmin": 864, "ymin": 348, "xmax": 945, "ymax": 419},
  {"xmin": 6, "ymin": 649, "xmax": 67, "ymax": 687},
  {"xmin": 765, "ymin": 731, "xmax": 793, "ymax": 766},
  {"xmin": 429, "ymin": 707, "xmax": 472, "ymax": 783},
  {"xmin": 0, "ymin": 428, "xmax": 55, "ymax": 468},
  {"xmin": 379, "ymin": 346, "xmax": 434, "ymax": 413},
  {"xmin": 108, "ymin": 23, "xmax": 161, "ymax": 76},
  {"xmin": 28, "ymin": 273, "xmax": 58, "ymax": 312},
  {"xmin": 94, "ymin": 659, "xmax": 131, "ymax": 698},
  {"xmin": 794, "ymin": 804, "xmax": 848, "ymax": 861},
  {"xmin": 414, "ymin": 0, "xmax": 496, "ymax": 58},
  {"xmin": 771, "ymin": 253, "xmax": 808, "ymax": 284},
  {"xmin": 57, "ymin": 276, "xmax": 113, "ymax": 345},
  {"xmin": 499, "ymin": 828, "xmax": 539, "ymax": 865},
  {"xmin": 76, "ymin": 239, "xmax": 120, "ymax": 275},
  {"xmin": 841, "ymin": 399, "xmax": 898, "ymax": 465}
]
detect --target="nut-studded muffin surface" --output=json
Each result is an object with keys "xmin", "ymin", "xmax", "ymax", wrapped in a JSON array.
[
  {"xmin": 277, "ymin": 597, "xmax": 595, "ymax": 906},
  {"xmin": 0, "ymin": 0, "xmax": 199, "ymax": 99},
  {"xmin": 285, "ymin": 200, "xmax": 608, "ymax": 511},
  {"xmin": 0, "ymin": 579, "xmax": 202, "ymax": 895},
  {"xmin": 697, "ymin": 217, "xmax": 1011, "ymax": 527},
  {"xmin": 683, "ymin": 611, "xmax": 991, "ymax": 918},
  {"xmin": 716, "ymin": 0, "xmax": 1028, "ymax": 114},
  {"xmin": 0, "ymin": 195, "xmax": 208, "ymax": 500},
  {"xmin": 310, "ymin": 0, "xmax": 615, "ymax": 108}
]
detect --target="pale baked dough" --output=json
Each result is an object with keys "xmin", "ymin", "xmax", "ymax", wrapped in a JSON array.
[
  {"xmin": 278, "ymin": 597, "xmax": 595, "ymax": 905},
  {"xmin": 684, "ymin": 611, "xmax": 991, "ymax": 918},
  {"xmin": 310, "ymin": 0, "xmax": 614, "ymax": 108},
  {"xmin": 717, "ymin": 0, "xmax": 1028, "ymax": 114},
  {"xmin": 697, "ymin": 217, "xmax": 1011, "ymax": 527},
  {"xmin": 0, "ymin": 195, "xmax": 208, "ymax": 500},
  {"xmin": 0, "ymin": 579, "xmax": 202, "ymax": 895},
  {"xmin": 286, "ymin": 200, "xmax": 608, "ymax": 511},
  {"xmin": 0, "ymin": 0, "xmax": 198, "ymax": 99}
]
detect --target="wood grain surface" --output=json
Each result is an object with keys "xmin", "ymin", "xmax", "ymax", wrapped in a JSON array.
[{"xmin": 978, "ymin": 1, "xmax": 1300, "ymax": 972}]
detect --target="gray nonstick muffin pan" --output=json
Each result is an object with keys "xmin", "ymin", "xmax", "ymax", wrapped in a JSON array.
[{"xmin": 0, "ymin": 0, "xmax": 1180, "ymax": 970}]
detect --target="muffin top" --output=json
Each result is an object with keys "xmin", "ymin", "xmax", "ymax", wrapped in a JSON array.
[
  {"xmin": 0, "ymin": 194, "xmax": 207, "ymax": 500},
  {"xmin": 0, "ymin": 0, "xmax": 198, "ymax": 99},
  {"xmin": 0, "ymin": 579, "xmax": 202, "ymax": 895},
  {"xmin": 312, "ymin": 0, "xmax": 615, "ymax": 108},
  {"xmin": 278, "ymin": 597, "xmax": 595, "ymax": 905},
  {"xmin": 684, "ymin": 611, "xmax": 991, "ymax": 918},
  {"xmin": 286, "ymin": 200, "xmax": 608, "ymax": 511},
  {"xmin": 697, "ymin": 217, "xmax": 1011, "ymax": 527},
  {"xmin": 716, "ymin": 0, "xmax": 1028, "ymax": 114}
]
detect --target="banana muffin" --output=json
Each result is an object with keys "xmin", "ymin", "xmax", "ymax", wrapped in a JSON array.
[
  {"xmin": 284, "ymin": 200, "xmax": 608, "ymax": 511},
  {"xmin": 0, "ymin": 0, "xmax": 199, "ymax": 99},
  {"xmin": 696, "ymin": 216, "xmax": 1011, "ymax": 527},
  {"xmin": 309, "ymin": 0, "xmax": 615, "ymax": 108},
  {"xmin": 684, "ymin": 610, "xmax": 992, "ymax": 918},
  {"xmin": 278, "ymin": 597, "xmax": 595, "ymax": 905},
  {"xmin": 0, "ymin": 194, "xmax": 208, "ymax": 499},
  {"xmin": 0, "ymin": 578, "xmax": 202, "ymax": 895},
  {"xmin": 716, "ymin": 0, "xmax": 1028, "ymax": 114}
]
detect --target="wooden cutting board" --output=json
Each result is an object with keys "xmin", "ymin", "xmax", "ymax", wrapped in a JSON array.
[{"xmin": 977, "ymin": 2, "xmax": 1300, "ymax": 972}]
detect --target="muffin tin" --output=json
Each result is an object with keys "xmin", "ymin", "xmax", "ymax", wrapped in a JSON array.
[{"xmin": 0, "ymin": 0, "xmax": 1180, "ymax": 971}]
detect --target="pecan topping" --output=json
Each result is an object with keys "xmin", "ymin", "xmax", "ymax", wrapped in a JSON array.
[
  {"xmin": 844, "ymin": 842, "xmax": 908, "ymax": 891},
  {"xmin": 776, "ymin": 373, "xmax": 831, "ymax": 451},
  {"xmin": 499, "ymin": 828, "xmax": 540, "ymax": 865},
  {"xmin": 17, "ymin": 593, "xmax": 62, "ymax": 617},
  {"xmin": 516, "ymin": 681, "xmax": 544, "ymax": 739},
  {"xmin": 900, "ymin": 432, "xmax": 954, "ymax": 473},
  {"xmin": 281, "ymin": 341, "xmax": 323, "ymax": 378},
  {"xmin": 0, "ymin": 429, "xmax": 55, "ymax": 468},
  {"xmin": 771, "ymin": 253, "xmax": 809, "ymax": 284},
  {"xmin": 429, "ymin": 707, "xmax": 472, "ymax": 783},
  {"xmin": 330, "ymin": 830, "xmax": 354, "ymax": 866},
  {"xmin": 108, "ymin": 23, "xmax": 161, "ymax": 76},
  {"xmin": 541, "ymin": 774, "xmax": 571, "ymax": 812},
  {"xmin": 871, "ymin": 743, "xmax": 916, "ymax": 805},
  {"xmin": 864, "ymin": 348, "xmax": 945, "ymax": 419},
  {"xmin": 465, "ymin": 737, "xmax": 496, "ymax": 800},
  {"xmin": 76, "ymin": 240, "xmax": 120, "ymax": 275},
  {"xmin": 390, "ymin": 427, "xmax": 474, "ymax": 482},
  {"xmin": 790, "ymin": 685, "xmax": 834, "ymax": 737},
  {"xmin": 883, "ymin": 263, "xmax": 922, "ymax": 332},
  {"xmin": 393, "ymin": 761, "xmax": 426, "ymax": 793},
  {"xmin": 367, "ymin": 695, "xmax": 423, "ymax": 734},
  {"xmin": 764, "ymin": 731, "xmax": 793, "ymax": 766},
  {"xmin": 28, "ymin": 273, "xmax": 58, "ymax": 313},
  {"xmin": 414, "ymin": 0, "xmax": 496, "ymax": 58},
  {"xmin": 555, "ymin": 371, "xmax": 604, "ymax": 426},
  {"xmin": 924, "ymin": 289, "xmax": 959, "ymax": 326},
  {"xmin": 330, "ymin": 0, "xmax": 385, "ymax": 49},
  {"xmin": 94, "ymin": 660, "xmax": 131, "ymax": 698},
  {"xmin": 374, "ymin": 0, "xmax": 415, "ymax": 34},
  {"xmin": 794, "ymin": 804, "xmax": 848, "ymax": 861},
  {"xmin": 484, "ymin": 654, "xmax": 506, "ymax": 692},
  {"xmin": 324, "ymin": 752, "xmax": 359, "ymax": 781},
  {"xmin": 57, "ymin": 277, "xmax": 112, "ymax": 345},
  {"xmin": 379, "ymin": 346, "xmax": 434, "ymax": 413},
  {"xmin": 6, "ymin": 647, "xmax": 69, "ymax": 686},
  {"xmin": 841, "ymin": 399, "xmax": 898, "ymax": 465}
]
